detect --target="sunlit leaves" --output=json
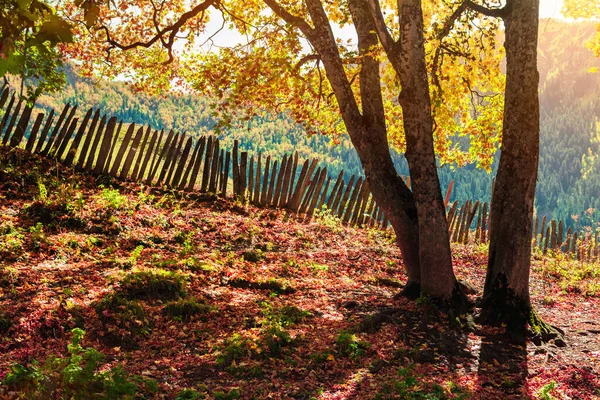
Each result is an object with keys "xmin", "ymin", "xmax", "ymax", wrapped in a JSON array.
[
  {"xmin": 563, "ymin": 0, "xmax": 600, "ymax": 58},
  {"xmin": 59, "ymin": 0, "xmax": 508, "ymax": 169}
]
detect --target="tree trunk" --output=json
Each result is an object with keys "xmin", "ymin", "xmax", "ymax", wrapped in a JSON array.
[
  {"xmin": 481, "ymin": 0, "xmax": 540, "ymax": 329},
  {"xmin": 395, "ymin": 0, "xmax": 461, "ymax": 304}
]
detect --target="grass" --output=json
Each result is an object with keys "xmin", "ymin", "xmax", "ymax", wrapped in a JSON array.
[{"xmin": 164, "ymin": 298, "xmax": 213, "ymax": 320}]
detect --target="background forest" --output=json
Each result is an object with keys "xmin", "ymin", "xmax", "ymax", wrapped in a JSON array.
[{"xmin": 29, "ymin": 19, "xmax": 600, "ymax": 230}]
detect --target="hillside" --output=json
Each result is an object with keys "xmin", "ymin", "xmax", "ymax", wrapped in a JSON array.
[
  {"xmin": 8, "ymin": 19, "xmax": 600, "ymax": 229},
  {"xmin": 1, "ymin": 145, "xmax": 600, "ymax": 399}
]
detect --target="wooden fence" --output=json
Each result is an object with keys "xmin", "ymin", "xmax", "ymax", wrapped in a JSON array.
[{"xmin": 0, "ymin": 85, "xmax": 597, "ymax": 263}]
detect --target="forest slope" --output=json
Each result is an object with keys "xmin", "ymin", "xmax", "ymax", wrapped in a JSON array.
[{"xmin": 1, "ymin": 147, "xmax": 599, "ymax": 399}]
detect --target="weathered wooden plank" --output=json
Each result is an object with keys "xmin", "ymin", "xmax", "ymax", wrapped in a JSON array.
[
  {"xmin": 253, "ymin": 153, "xmax": 262, "ymax": 204},
  {"xmin": 287, "ymin": 152, "xmax": 299, "ymax": 205},
  {"xmin": 185, "ymin": 136, "xmax": 206, "ymax": 191},
  {"xmin": 84, "ymin": 115, "xmax": 107, "ymax": 171},
  {"xmin": 272, "ymin": 154, "xmax": 288, "ymax": 207},
  {"xmin": 0, "ymin": 94, "xmax": 16, "ymax": 144},
  {"xmin": 34, "ymin": 109, "xmax": 55, "ymax": 155},
  {"xmin": 260, "ymin": 155, "xmax": 271, "ymax": 206},
  {"xmin": 109, "ymin": 123, "xmax": 136, "ymax": 177},
  {"xmin": 317, "ymin": 177, "xmax": 331, "ymax": 210},
  {"xmin": 64, "ymin": 108, "xmax": 93, "ymax": 166},
  {"xmin": 120, "ymin": 126, "xmax": 145, "ymax": 180},
  {"xmin": 165, "ymin": 133, "xmax": 186, "ymax": 186},
  {"xmin": 353, "ymin": 181, "xmax": 370, "ymax": 226},
  {"xmin": 266, "ymin": 160, "xmax": 278, "ymax": 206},
  {"xmin": 104, "ymin": 120, "xmax": 123, "ymax": 174},
  {"xmin": 130, "ymin": 126, "xmax": 152, "ymax": 182},
  {"xmin": 452, "ymin": 205, "xmax": 465, "ymax": 242},
  {"xmin": 55, "ymin": 118, "xmax": 78, "ymax": 161},
  {"xmin": 2, "ymin": 97, "xmax": 21, "ymax": 145},
  {"xmin": 94, "ymin": 116, "xmax": 118, "ymax": 175},
  {"xmin": 326, "ymin": 171, "xmax": 344, "ymax": 210},
  {"xmin": 364, "ymin": 195, "xmax": 376, "ymax": 227},
  {"xmin": 330, "ymin": 180, "xmax": 346, "ymax": 216},
  {"xmin": 208, "ymin": 139, "xmax": 221, "ymax": 193},
  {"xmin": 0, "ymin": 87, "xmax": 9, "ymax": 110},
  {"xmin": 170, "ymin": 136, "xmax": 193, "ymax": 188},
  {"xmin": 41, "ymin": 103, "xmax": 70, "ymax": 156},
  {"xmin": 350, "ymin": 179, "xmax": 368, "ymax": 226},
  {"xmin": 25, "ymin": 112, "xmax": 45, "ymax": 153},
  {"xmin": 9, "ymin": 104, "xmax": 33, "ymax": 148},
  {"xmin": 156, "ymin": 131, "xmax": 178, "ymax": 185},
  {"xmin": 238, "ymin": 151, "xmax": 247, "ymax": 197},
  {"xmin": 343, "ymin": 177, "xmax": 363, "ymax": 224},
  {"xmin": 217, "ymin": 149, "xmax": 224, "ymax": 195},
  {"xmin": 289, "ymin": 158, "xmax": 318, "ymax": 211},
  {"xmin": 336, "ymin": 175, "xmax": 356, "ymax": 218},
  {"xmin": 280, "ymin": 153, "xmax": 294, "ymax": 207},
  {"xmin": 481, "ymin": 202, "xmax": 488, "ymax": 243},
  {"xmin": 146, "ymin": 130, "xmax": 167, "ymax": 184},
  {"xmin": 539, "ymin": 215, "xmax": 547, "ymax": 252},
  {"xmin": 232, "ymin": 139, "xmax": 239, "ymax": 196},
  {"xmin": 248, "ymin": 155, "xmax": 255, "ymax": 201},
  {"xmin": 464, "ymin": 200, "xmax": 480, "ymax": 244},
  {"xmin": 299, "ymin": 167, "xmax": 319, "ymax": 214},
  {"xmin": 51, "ymin": 105, "xmax": 78, "ymax": 158},
  {"xmin": 543, "ymin": 225, "xmax": 551, "ymax": 254},
  {"xmin": 200, "ymin": 136, "xmax": 214, "ymax": 192},
  {"xmin": 75, "ymin": 110, "xmax": 99, "ymax": 169},
  {"xmin": 221, "ymin": 150, "xmax": 230, "ymax": 196},
  {"xmin": 557, "ymin": 221, "xmax": 564, "ymax": 251},
  {"xmin": 307, "ymin": 167, "xmax": 327, "ymax": 217},
  {"xmin": 177, "ymin": 137, "xmax": 200, "ymax": 191}
]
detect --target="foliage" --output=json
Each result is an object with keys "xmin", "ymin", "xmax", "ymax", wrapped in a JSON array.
[
  {"xmin": 0, "ymin": 0, "xmax": 77, "ymax": 101},
  {"xmin": 94, "ymin": 294, "xmax": 150, "ymax": 338},
  {"xmin": 163, "ymin": 298, "xmax": 212, "ymax": 320},
  {"xmin": 336, "ymin": 331, "xmax": 369, "ymax": 359},
  {"xmin": 2, "ymin": 328, "xmax": 157, "ymax": 399},
  {"xmin": 537, "ymin": 380, "xmax": 558, "ymax": 400},
  {"xmin": 375, "ymin": 365, "xmax": 469, "ymax": 400},
  {"xmin": 119, "ymin": 269, "xmax": 187, "ymax": 300}
]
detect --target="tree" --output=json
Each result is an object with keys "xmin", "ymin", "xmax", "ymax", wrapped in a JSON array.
[
  {"xmin": 60, "ymin": 1, "xmax": 510, "ymax": 312},
  {"xmin": 563, "ymin": 0, "xmax": 600, "ymax": 60},
  {"xmin": 0, "ymin": 0, "xmax": 76, "ymax": 102}
]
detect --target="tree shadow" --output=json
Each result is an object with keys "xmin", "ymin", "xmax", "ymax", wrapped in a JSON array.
[{"xmin": 476, "ymin": 331, "xmax": 530, "ymax": 399}]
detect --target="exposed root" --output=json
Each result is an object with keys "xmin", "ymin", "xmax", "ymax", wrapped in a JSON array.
[{"xmin": 394, "ymin": 280, "xmax": 421, "ymax": 300}]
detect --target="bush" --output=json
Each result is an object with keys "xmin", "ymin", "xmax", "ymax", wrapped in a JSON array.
[
  {"xmin": 164, "ymin": 298, "xmax": 212, "ymax": 320},
  {"xmin": 2, "ymin": 328, "xmax": 157, "ymax": 399},
  {"xmin": 120, "ymin": 269, "xmax": 187, "ymax": 300}
]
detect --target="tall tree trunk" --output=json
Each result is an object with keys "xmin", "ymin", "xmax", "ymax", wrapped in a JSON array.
[
  {"xmin": 347, "ymin": 0, "xmax": 421, "ymax": 294},
  {"xmin": 395, "ymin": 0, "xmax": 462, "ymax": 304},
  {"xmin": 481, "ymin": 0, "xmax": 540, "ymax": 329}
]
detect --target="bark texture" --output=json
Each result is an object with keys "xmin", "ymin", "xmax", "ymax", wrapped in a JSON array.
[
  {"xmin": 395, "ymin": 0, "xmax": 458, "ymax": 300},
  {"xmin": 481, "ymin": 0, "xmax": 540, "ymax": 328}
]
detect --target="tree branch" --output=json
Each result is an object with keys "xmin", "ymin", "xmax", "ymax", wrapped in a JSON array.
[
  {"xmin": 101, "ymin": 0, "xmax": 218, "ymax": 64},
  {"xmin": 262, "ymin": 0, "xmax": 314, "ymax": 38},
  {"xmin": 365, "ymin": 0, "xmax": 400, "ymax": 60}
]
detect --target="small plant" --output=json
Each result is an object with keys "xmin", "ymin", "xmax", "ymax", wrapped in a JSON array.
[
  {"xmin": 29, "ymin": 222, "xmax": 47, "ymax": 249},
  {"xmin": 37, "ymin": 179, "xmax": 48, "ymax": 203},
  {"xmin": 164, "ymin": 298, "xmax": 212, "ymax": 320},
  {"xmin": 537, "ymin": 380, "xmax": 558, "ymax": 400},
  {"xmin": 336, "ymin": 331, "xmax": 369, "ymax": 359},
  {"xmin": 261, "ymin": 325, "xmax": 294, "ymax": 356},
  {"xmin": 2, "ymin": 328, "xmax": 157, "ymax": 399},
  {"xmin": 98, "ymin": 187, "xmax": 128, "ymax": 210},
  {"xmin": 216, "ymin": 334, "xmax": 254, "ymax": 368},
  {"xmin": 259, "ymin": 302, "xmax": 311, "ymax": 327},
  {"xmin": 129, "ymin": 245, "xmax": 144, "ymax": 265},
  {"xmin": 120, "ymin": 269, "xmax": 187, "ymax": 300},
  {"xmin": 374, "ymin": 365, "xmax": 467, "ymax": 400},
  {"xmin": 314, "ymin": 205, "xmax": 342, "ymax": 233}
]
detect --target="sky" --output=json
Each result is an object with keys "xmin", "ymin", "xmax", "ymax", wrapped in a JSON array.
[{"xmin": 199, "ymin": 0, "xmax": 568, "ymax": 50}]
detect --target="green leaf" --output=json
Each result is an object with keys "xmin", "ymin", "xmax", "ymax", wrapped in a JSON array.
[{"xmin": 37, "ymin": 15, "xmax": 73, "ymax": 44}]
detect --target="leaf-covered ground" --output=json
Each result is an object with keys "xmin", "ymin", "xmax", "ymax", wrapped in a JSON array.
[{"xmin": 0, "ymin": 147, "xmax": 599, "ymax": 399}]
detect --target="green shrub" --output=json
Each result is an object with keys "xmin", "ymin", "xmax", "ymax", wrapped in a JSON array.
[
  {"xmin": 164, "ymin": 298, "xmax": 212, "ymax": 320},
  {"xmin": 99, "ymin": 187, "xmax": 128, "ymax": 210},
  {"xmin": 2, "ymin": 328, "xmax": 157, "ymax": 399},
  {"xmin": 214, "ymin": 388, "xmax": 241, "ymax": 400},
  {"xmin": 216, "ymin": 334, "xmax": 254, "ymax": 368},
  {"xmin": 261, "ymin": 325, "xmax": 294, "ymax": 356},
  {"xmin": 374, "ymin": 366, "xmax": 469, "ymax": 400},
  {"xmin": 336, "ymin": 331, "xmax": 369, "ymax": 359},
  {"xmin": 120, "ymin": 269, "xmax": 187, "ymax": 300}
]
